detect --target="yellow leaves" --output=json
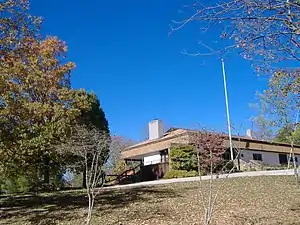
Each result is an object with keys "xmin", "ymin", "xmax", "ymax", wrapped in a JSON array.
[
  {"xmin": 0, "ymin": 1, "xmax": 105, "ymax": 179},
  {"xmin": 39, "ymin": 36, "xmax": 68, "ymax": 57}
]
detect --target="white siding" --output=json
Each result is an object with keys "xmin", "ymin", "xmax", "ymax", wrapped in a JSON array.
[
  {"xmin": 143, "ymin": 153, "xmax": 161, "ymax": 166},
  {"xmin": 241, "ymin": 149, "xmax": 300, "ymax": 165}
]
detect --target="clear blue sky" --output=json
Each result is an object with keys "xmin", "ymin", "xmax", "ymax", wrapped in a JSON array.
[{"xmin": 30, "ymin": 0, "xmax": 269, "ymax": 141}]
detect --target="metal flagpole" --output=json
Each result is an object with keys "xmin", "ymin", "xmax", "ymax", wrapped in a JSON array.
[
  {"xmin": 296, "ymin": 109, "xmax": 299, "ymax": 128},
  {"xmin": 221, "ymin": 59, "xmax": 234, "ymax": 161},
  {"xmin": 288, "ymin": 109, "xmax": 299, "ymax": 170},
  {"xmin": 292, "ymin": 109, "xmax": 299, "ymax": 187}
]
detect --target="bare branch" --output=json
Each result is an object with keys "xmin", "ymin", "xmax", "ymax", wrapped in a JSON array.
[
  {"xmin": 171, "ymin": 0, "xmax": 300, "ymax": 72},
  {"xmin": 57, "ymin": 124, "xmax": 110, "ymax": 225},
  {"xmin": 189, "ymin": 127, "xmax": 240, "ymax": 224}
]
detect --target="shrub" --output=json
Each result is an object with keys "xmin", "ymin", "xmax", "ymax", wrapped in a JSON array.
[
  {"xmin": 1, "ymin": 179, "xmax": 18, "ymax": 194},
  {"xmin": 0, "ymin": 176, "xmax": 31, "ymax": 194},
  {"xmin": 163, "ymin": 170, "xmax": 198, "ymax": 179},
  {"xmin": 213, "ymin": 160, "xmax": 235, "ymax": 173},
  {"xmin": 52, "ymin": 175, "xmax": 64, "ymax": 191},
  {"xmin": 16, "ymin": 176, "xmax": 31, "ymax": 193},
  {"xmin": 260, "ymin": 164, "xmax": 288, "ymax": 171},
  {"xmin": 169, "ymin": 145, "xmax": 197, "ymax": 171},
  {"xmin": 169, "ymin": 144, "xmax": 230, "ymax": 174},
  {"xmin": 105, "ymin": 160, "xmax": 138, "ymax": 185},
  {"xmin": 186, "ymin": 170, "xmax": 199, "ymax": 177},
  {"xmin": 113, "ymin": 161, "xmax": 131, "ymax": 174},
  {"xmin": 70, "ymin": 172, "xmax": 83, "ymax": 187}
]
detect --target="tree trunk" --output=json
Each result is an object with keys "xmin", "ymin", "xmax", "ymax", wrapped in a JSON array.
[
  {"xmin": 86, "ymin": 192, "xmax": 94, "ymax": 225},
  {"xmin": 43, "ymin": 169, "xmax": 50, "ymax": 184},
  {"xmin": 43, "ymin": 157, "xmax": 50, "ymax": 184},
  {"xmin": 83, "ymin": 168, "xmax": 87, "ymax": 188}
]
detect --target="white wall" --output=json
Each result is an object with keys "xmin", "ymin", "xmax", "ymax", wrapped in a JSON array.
[
  {"xmin": 149, "ymin": 120, "xmax": 164, "ymax": 140},
  {"xmin": 143, "ymin": 153, "xmax": 161, "ymax": 166},
  {"xmin": 241, "ymin": 149, "xmax": 300, "ymax": 165}
]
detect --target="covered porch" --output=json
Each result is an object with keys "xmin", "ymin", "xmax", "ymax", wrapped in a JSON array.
[{"xmin": 124, "ymin": 150, "xmax": 169, "ymax": 181}]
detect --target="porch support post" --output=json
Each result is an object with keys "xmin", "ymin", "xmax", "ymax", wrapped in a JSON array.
[
  {"xmin": 124, "ymin": 159, "xmax": 129, "ymax": 165},
  {"xmin": 168, "ymin": 147, "xmax": 172, "ymax": 170}
]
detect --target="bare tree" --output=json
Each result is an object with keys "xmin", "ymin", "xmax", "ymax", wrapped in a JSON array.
[
  {"xmin": 250, "ymin": 114, "xmax": 275, "ymax": 141},
  {"xmin": 171, "ymin": 1, "xmax": 300, "ymax": 189},
  {"xmin": 171, "ymin": 0, "xmax": 300, "ymax": 73},
  {"xmin": 58, "ymin": 125, "xmax": 110, "ymax": 225},
  {"xmin": 107, "ymin": 135, "xmax": 135, "ymax": 172},
  {"xmin": 170, "ymin": 0, "xmax": 300, "ymax": 142},
  {"xmin": 172, "ymin": 1, "xmax": 300, "ymax": 129},
  {"xmin": 189, "ymin": 128, "xmax": 240, "ymax": 225}
]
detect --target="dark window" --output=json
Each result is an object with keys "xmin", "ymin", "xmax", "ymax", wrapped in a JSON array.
[
  {"xmin": 289, "ymin": 156, "xmax": 298, "ymax": 163},
  {"xmin": 223, "ymin": 150, "xmax": 230, "ymax": 160},
  {"xmin": 241, "ymin": 154, "xmax": 244, "ymax": 158},
  {"xmin": 253, "ymin": 153, "xmax": 262, "ymax": 161},
  {"xmin": 160, "ymin": 151, "xmax": 164, "ymax": 163},
  {"xmin": 160, "ymin": 150, "xmax": 168, "ymax": 163},
  {"xmin": 279, "ymin": 154, "xmax": 288, "ymax": 164},
  {"xmin": 223, "ymin": 148, "xmax": 238, "ymax": 160}
]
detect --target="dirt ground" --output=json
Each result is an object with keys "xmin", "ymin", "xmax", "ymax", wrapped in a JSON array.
[{"xmin": 1, "ymin": 176, "xmax": 300, "ymax": 225}]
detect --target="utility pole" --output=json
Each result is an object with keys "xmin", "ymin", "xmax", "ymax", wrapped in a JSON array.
[{"xmin": 221, "ymin": 59, "xmax": 234, "ymax": 161}]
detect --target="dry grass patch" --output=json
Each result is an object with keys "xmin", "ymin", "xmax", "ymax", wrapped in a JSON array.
[{"xmin": 1, "ymin": 176, "xmax": 300, "ymax": 225}]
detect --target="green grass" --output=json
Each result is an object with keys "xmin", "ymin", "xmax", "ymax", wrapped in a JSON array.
[{"xmin": 1, "ymin": 176, "xmax": 300, "ymax": 225}]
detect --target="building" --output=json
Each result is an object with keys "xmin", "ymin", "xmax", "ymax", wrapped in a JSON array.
[{"xmin": 121, "ymin": 120, "xmax": 300, "ymax": 180}]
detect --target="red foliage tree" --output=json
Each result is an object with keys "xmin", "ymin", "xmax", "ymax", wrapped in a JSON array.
[{"xmin": 189, "ymin": 130, "xmax": 227, "ymax": 173}]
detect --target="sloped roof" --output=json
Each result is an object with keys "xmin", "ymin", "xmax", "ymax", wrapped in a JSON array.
[
  {"xmin": 124, "ymin": 128, "xmax": 187, "ymax": 150},
  {"xmin": 124, "ymin": 128, "xmax": 300, "ymax": 151}
]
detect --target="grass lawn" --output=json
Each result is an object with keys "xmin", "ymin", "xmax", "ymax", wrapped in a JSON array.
[{"xmin": 1, "ymin": 176, "xmax": 300, "ymax": 225}]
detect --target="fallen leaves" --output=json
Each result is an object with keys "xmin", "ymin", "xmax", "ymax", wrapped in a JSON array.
[{"xmin": 1, "ymin": 176, "xmax": 300, "ymax": 225}]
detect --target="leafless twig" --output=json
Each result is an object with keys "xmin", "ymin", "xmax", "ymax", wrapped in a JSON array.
[
  {"xmin": 171, "ymin": 0, "xmax": 300, "ymax": 73},
  {"xmin": 57, "ymin": 125, "xmax": 110, "ymax": 225},
  {"xmin": 190, "ymin": 128, "xmax": 240, "ymax": 225}
]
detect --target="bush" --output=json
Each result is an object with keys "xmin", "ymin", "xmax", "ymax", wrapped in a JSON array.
[
  {"xmin": 17, "ymin": 176, "xmax": 31, "ymax": 193},
  {"xmin": 169, "ymin": 145, "xmax": 197, "ymax": 171},
  {"xmin": 0, "ymin": 176, "xmax": 31, "ymax": 194},
  {"xmin": 240, "ymin": 162, "xmax": 290, "ymax": 172},
  {"xmin": 113, "ymin": 161, "xmax": 131, "ymax": 174},
  {"xmin": 52, "ymin": 175, "xmax": 64, "ymax": 191},
  {"xmin": 70, "ymin": 172, "xmax": 83, "ymax": 188},
  {"xmin": 213, "ymin": 160, "xmax": 235, "ymax": 173},
  {"xmin": 1, "ymin": 179, "xmax": 18, "ymax": 194},
  {"xmin": 169, "ymin": 144, "xmax": 230, "ymax": 174},
  {"xmin": 186, "ymin": 170, "xmax": 199, "ymax": 177},
  {"xmin": 163, "ymin": 170, "xmax": 198, "ymax": 179},
  {"xmin": 260, "ymin": 164, "xmax": 288, "ymax": 171},
  {"xmin": 105, "ymin": 161, "xmax": 139, "ymax": 185}
]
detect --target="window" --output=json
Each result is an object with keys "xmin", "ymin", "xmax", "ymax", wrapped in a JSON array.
[
  {"xmin": 289, "ymin": 156, "xmax": 298, "ymax": 163},
  {"xmin": 253, "ymin": 153, "xmax": 262, "ymax": 161},
  {"xmin": 160, "ymin": 149, "xmax": 168, "ymax": 163},
  {"xmin": 241, "ymin": 154, "xmax": 244, "ymax": 158},
  {"xmin": 279, "ymin": 154, "xmax": 288, "ymax": 164}
]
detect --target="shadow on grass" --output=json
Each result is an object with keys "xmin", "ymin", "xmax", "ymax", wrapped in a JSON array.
[
  {"xmin": 233, "ymin": 214, "xmax": 300, "ymax": 225},
  {"xmin": 0, "ymin": 186, "xmax": 180, "ymax": 224},
  {"xmin": 233, "ymin": 215, "xmax": 270, "ymax": 224}
]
